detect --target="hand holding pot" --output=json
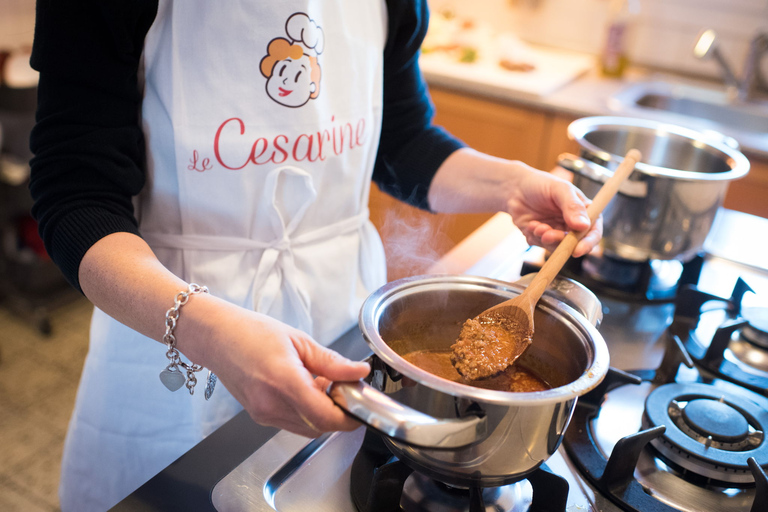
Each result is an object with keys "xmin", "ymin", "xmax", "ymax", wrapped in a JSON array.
[{"xmin": 194, "ymin": 302, "xmax": 371, "ymax": 438}]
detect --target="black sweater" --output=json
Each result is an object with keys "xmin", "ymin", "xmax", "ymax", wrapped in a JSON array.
[{"xmin": 29, "ymin": 0, "xmax": 465, "ymax": 292}]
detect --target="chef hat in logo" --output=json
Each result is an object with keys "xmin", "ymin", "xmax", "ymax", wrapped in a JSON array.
[{"xmin": 285, "ymin": 13, "xmax": 325, "ymax": 57}]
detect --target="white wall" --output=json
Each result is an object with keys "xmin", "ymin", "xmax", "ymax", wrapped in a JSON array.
[
  {"xmin": 429, "ymin": 0, "xmax": 768, "ymax": 80},
  {"xmin": 3, "ymin": 0, "xmax": 767, "ymax": 80}
]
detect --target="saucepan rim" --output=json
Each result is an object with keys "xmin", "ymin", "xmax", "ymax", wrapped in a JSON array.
[
  {"xmin": 358, "ymin": 274, "xmax": 610, "ymax": 405},
  {"xmin": 568, "ymin": 115, "xmax": 750, "ymax": 182}
]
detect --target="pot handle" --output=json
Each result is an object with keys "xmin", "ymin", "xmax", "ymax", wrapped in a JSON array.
[
  {"xmin": 558, "ymin": 152, "xmax": 647, "ymax": 198},
  {"xmin": 328, "ymin": 380, "xmax": 487, "ymax": 449},
  {"xmin": 699, "ymin": 129, "xmax": 741, "ymax": 151}
]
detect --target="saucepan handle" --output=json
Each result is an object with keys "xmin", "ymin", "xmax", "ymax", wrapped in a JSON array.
[
  {"xmin": 328, "ymin": 380, "xmax": 487, "ymax": 449},
  {"xmin": 558, "ymin": 152, "xmax": 647, "ymax": 198}
]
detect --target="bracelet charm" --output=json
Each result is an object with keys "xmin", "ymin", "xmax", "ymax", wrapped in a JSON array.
[
  {"xmin": 159, "ymin": 365, "xmax": 186, "ymax": 392},
  {"xmin": 159, "ymin": 283, "xmax": 217, "ymax": 399}
]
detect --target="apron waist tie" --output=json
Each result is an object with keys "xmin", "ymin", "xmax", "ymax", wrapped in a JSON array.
[
  {"xmin": 140, "ymin": 209, "xmax": 370, "ymax": 334},
  {"xmin": 141, "ymin": 209, "xmax": 369, "ymax": 252}
]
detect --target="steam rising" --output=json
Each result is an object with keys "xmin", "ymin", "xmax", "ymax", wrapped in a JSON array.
[{"xmin": 376, "ymin": 201, "xmax": 453, "ymax": 281}]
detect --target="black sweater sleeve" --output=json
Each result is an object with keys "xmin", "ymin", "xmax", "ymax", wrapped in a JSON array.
[
  {"xmin": 29, "ymin": 0, "xmax": 464, "ymax": 292},
  {"xmin": 373, "ymin": 0, "xmax": 466, "ymax": 210},
  {"xmin": 29, "ymin": 0, "xmax": 158, "ymax": 291}
]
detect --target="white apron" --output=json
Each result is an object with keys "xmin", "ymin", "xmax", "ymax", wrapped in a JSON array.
[{"xmin": 59, "ymin": 2, "xmax": 388, "ymax": 510}]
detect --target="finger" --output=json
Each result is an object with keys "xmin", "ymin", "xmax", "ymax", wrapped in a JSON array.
[
  {"xmin": 277, "ymin": 363, "xmax": 367, "ymax": 432},
  {"xmin": 539, "ymin": 228, "xmax": 565, "ymax": 247},
  {"xmin": 313, "ymin": 376, "xmax": 369, "ymax": 430},
  {"xmin": 253, "ymin": 380, "xmax": 362, "ymax": 435},
  {"xmin": 532, "ymin": 222, "xmax": 552, "ymax": 239},
  {"xmin": 572, "ymin": 217, "xmax": 603, "ymax": 257},
  {"xmin": 553, "ymin": 184, "xmax": 592, "ymax": 232},
  {"xmin": 564, "ymin": 201, "xmax": 591, "ymax": 232},
  {"xmin": 277, "ymin": 341, "xmax": 371, "ymax": 432},
  {"xmin": 299, "ymin": 341, "xmax": 371, "ymax": 382},
  {"xmin": 314, "ymin": 375, "xmax": 332, "ymax": 392},
  {"xmin": 293, "ymin": 385, "xmax": 366, "ymax": 432}
]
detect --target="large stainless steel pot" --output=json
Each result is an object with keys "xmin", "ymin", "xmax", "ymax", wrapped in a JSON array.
[
  {"xmin": 560, "ymin": 116, "xmax": 750, "ymax": 262},
  {"xmin": 329, "ymin": 274, "xmax": 609, "ymax": 486}
]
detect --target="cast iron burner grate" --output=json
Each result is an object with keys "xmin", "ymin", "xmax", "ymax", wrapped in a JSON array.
[
  {"xmin": 562, "ymin": 332, "xmax": 768, "ymax": 512},
  {"xmin": 350, "ymin": 429, "xmax": 569, "ymax": 512},
  {"xmin": 669, "ymin": 277, "xmax": 768, "ymax": 396},
  {"xmin": 741, "ymin": 307, "xmax": 768, "ymax": 348},
  {"xmin": 642, "ymin": 382, "xmax": 768, "ymax": 486}
]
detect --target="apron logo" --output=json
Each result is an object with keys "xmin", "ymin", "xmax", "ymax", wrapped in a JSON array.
[
  {"xmin": 212, "ymin": 116, "xmax": 367, "ymax": 169},
  {"xmin": 260, "ymin": 13, "xmax": 324, "ymax": 108},
  {"xmin": 188, "ymin": 150, "xmax": 212, "ymax": 172},
  {"xmin": 185, "ymin": 13, "xmax": 368, "ymax": 173}
]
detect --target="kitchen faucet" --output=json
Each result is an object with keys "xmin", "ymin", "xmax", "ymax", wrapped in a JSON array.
[{"xmin": 694, "ymin": 28, "xmax": 768, "ymax": 102}]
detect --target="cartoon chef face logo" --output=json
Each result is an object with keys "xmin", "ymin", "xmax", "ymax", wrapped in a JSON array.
[{"xmin": 260, "ymin": 13, "xmax": 324, "ymax": 108}]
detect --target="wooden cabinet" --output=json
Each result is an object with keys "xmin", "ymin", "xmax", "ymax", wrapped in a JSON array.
[
  {"xmin": 723, "ymin": 154, "xmax": 768, "ymax": 219},
  {"xmin": 541, "ymin": 113, "xmax": 580, "ymax": 169},
  {"xmin": 427, "ymin": 87, "xmax": 550, "ymax": 164}
]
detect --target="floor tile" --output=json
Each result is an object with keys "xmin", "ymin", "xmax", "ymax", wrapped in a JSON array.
[
  {"xmin": 6, "ymin": 438, "xmax": 64, "ymax": 510},
  {"xmin": 0, "ymin": 399, "xmax": 60, "ymax": 471},
  {"xmin": 0, "ymin": 294, "xmax": 90, "ymax": 512},
  {"xmin": 0, "ymin": 475, "xmax": 58, "ymax": 512}
]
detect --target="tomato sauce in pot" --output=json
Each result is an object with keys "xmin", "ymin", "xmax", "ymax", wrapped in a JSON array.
[{"xmin": 401, "ymin": 349, "xmax": 551, "ymax": 392}]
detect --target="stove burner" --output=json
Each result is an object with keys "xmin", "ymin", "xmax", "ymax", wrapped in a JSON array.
[
  {"xmin": 350, "ymin": 429, "xmax": 569, "ymax": 512},
  {"xmin": 679, "ymin": 398, "xmax": 750, "ymax": 446},
  {"xmin": 742, "ymin": 307, "xmax": 768, "ymax": 349},
  {"xmin": 564, "ymin": 367, "xmax": 768, "ymax": 512},
  {"xmin": 643, "ymin": 382, "xmax": 768, "ymax": 485},
  {"xmin": 401, "ymin": 472, "xmax": 532, "ymax": 512},
  {"xmin": 549, "ymin": 252, "xmax": 704, "ymax": 303},
  {"xmin": 670, "ymin": 277, "xmax": 768, "ymax": 396}
]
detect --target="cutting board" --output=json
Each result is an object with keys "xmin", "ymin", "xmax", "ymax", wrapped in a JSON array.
[{"xmin": 419, "ymin": 45, "xmax": 596, "ymax": 100}]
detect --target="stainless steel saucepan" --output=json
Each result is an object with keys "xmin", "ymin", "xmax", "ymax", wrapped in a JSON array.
[
  {"xmin": 329, "ymin": 274, "xmax": 609, "ymax": 486},
  {"xmin": 560, "ymin": 116, "xmax": 750, "ymax": 262}
]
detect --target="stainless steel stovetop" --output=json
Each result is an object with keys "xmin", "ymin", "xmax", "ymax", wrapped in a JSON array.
[{"xmin": 211, "ymin": 209, "xmax": 768, "ymax": 512}]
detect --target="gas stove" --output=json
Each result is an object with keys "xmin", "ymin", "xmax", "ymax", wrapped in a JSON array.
[
  {"xmin": 209, "ymin": 209, "xmax": 768, "ymax": 512},
  {"xmin": 565, "ymin": 312, "xmax": 768, "ymax": 512}
]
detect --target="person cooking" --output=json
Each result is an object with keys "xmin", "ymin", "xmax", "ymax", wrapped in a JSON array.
[{"xmin": 29, "ymin": 1, "xmax": 601, "ymax": 510}]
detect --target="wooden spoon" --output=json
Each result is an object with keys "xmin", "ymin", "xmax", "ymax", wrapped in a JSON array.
[{"xmin": 451, "ymin": 149, "xmax": 642, "ymax": 380}]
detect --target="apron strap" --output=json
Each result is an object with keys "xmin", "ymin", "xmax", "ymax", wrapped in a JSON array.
[
  {"xmin": 141, "ymin": 166, "xmax": 370, "ymax": 334},
  {"xmin": 140, "ymin": 211, "xmax": 368, "ymax": 251}
]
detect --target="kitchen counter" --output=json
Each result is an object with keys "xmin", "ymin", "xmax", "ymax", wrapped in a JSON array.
[
  {"xmin": 422, "ymin": 62, "xmax": 768, "ymax": 159},
  {"xmin": 111, "ymin": 207, "xmax": 768, "ymax": 511}
]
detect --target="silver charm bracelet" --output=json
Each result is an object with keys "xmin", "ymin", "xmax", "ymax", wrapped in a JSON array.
[{"xmin": 159, "ymin": 283, "xmax": 217, "ymax": 400}]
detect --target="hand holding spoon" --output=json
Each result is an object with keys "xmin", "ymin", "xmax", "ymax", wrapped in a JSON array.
[{"xmin": 451, "ymin": 149, "xmax": 642, "ymax": 380}]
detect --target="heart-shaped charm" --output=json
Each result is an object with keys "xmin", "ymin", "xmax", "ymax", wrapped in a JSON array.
[{"xmin": 160, "ymin": 367, "xmax": 186, "ymax": 392}]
